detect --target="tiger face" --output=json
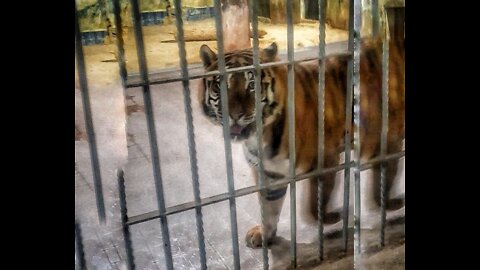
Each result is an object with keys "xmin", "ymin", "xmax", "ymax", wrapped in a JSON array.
[{"xmin": 199, "ymin": 43, "xmax": 279, "ymax": 141}]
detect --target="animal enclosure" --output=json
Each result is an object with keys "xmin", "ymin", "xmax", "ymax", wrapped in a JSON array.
[{"xmin": 75, "ymin": 0, "xmax": 405, "ymax": 269}]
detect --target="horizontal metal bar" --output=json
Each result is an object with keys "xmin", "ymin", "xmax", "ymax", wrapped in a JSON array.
[
  {"xmin": 127, "ymin": 162, "xmax": 349, "ymax": 225},
  {"xmin": 127, "ymin": 150, "xmax": 404, "ymax": 226},
  {"xmin": 126, "ymin": 40, "xmax": 349, "ymax": 77},
  {"xmin": 359, "ymin": 151, "xmax": 404, "ymax": 171},
  {"xmin": 125, "ymin": 50, "xmax": 352, "ymax": 88}
]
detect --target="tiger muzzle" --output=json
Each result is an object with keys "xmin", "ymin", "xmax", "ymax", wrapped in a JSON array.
[{"xmin": 230, "ymin": 123, "xmax": 251, "ymax": 140}]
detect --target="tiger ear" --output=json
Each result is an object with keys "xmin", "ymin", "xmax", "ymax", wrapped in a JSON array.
[
  {"xmin": 199, "ymin": 44, "xmax": 217, "ymax": 68},
  {"xmin": 261, "ymin": 42, "xmax": 278, "ymax": 62}
]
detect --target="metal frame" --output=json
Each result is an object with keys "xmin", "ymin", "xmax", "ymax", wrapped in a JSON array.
[{"xmin": 75, "ymin": 0, "xmax": 404, "ymax": 269}]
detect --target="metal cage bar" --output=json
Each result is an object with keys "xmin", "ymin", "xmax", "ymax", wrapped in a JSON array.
[
  {"xmin": 75, "ymin": 0, "xmax": 405, "ymax": 268},
  {"xmin": 75, "ymin": 0, "xmax": 106, "ymax": 224},
  {"xmin": 75, "ymin": 220, "xmax": 87, "ymax": 270},
  {"xmin": 343, "ymin": 0, "xmax": 355, "ymax": 253},
  {"xmin": 352, "ymin": 0, "xmax": 363, "ymax": 268},
  {"xmin": 248, "ymin": 0, "xmax": 270, "ymax": 268},
  {"xmin": 129, "ymin": 0, "xmax": 174, "ymax": 268},
  {"xmin": 172, "ymin": 0, "xmax": 208, "ymax": 268},
  {"xmin": 111, "ymin": 3, "xmax": 135, "ymax": 269},
  {"xmin": 212, "ymin": 1, "xmax": 241, "ymax": 268},
  {"xmin": 118, "ymin": 169, "xmax": 136, "ymax": 270},
  {"xmin": 125, "ymin": 51, "xmax": 352, "ymax": 88},
  {"xmin": 125, "ymin": 151, "xmax": 404, "ymax": 226},
  {"xmin": 317, "ymin": 0, "xmax": 327, "ymax": 262},
  {"xmin": 286, "ymin": 0, "xmax": 297, "ymax": 268},
  {"xmin": 380, "ymin": 10, "xmax": 391, "ymax": 248},
  {"xmin": 112, "ymin": 0, "xmax": 128, "ymax": 87}
]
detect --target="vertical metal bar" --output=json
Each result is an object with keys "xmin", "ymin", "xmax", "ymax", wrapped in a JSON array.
[
  {"xmin": 286, "ymin": 0, "xmax": 297, "ymax": 268},
  {"xmin": 380, "ymin": 11, "xmax": 390, "ymax": 248},
  {"xmin": 352, "ymin": 0, "xmax": 363, "ymax": 268},
  {"xmin": 112, "ymin": 0, "xmax": 128, "ymax": 86},
  {"xmin": 75, "ymin": 1, "xmax": 106, "ymax": 224},
  {"xmin": 213, "ymin": 1, "xmax": 241, "ymax": 268},
  {"xmin": 75, "ymin": 220, "xmax": 87, "ymax": 270},
  {"xmin": 173, "ymin": 1, "xmax": 207, "ymax": 268},
  {"xmin": 371, "ymin": 0, "xmax": 379, "ymax": 37},
  {"xmin": 129, "ymin": 0, "xmax": 174, "ymax": 269},
  {"xmin": 117, "ymin": 170, "xmax": 136, "ymax": 270},
  {"xmin": 249, "ymin": 0, "xmax": 269, "ymax": 269},
  {"xmin": 317, "ymin": 0, "xmax": 326, "ymax": 262},
  {"xmin": 343, "ymin": 0, "xmax": 356, "ymax": 254}
]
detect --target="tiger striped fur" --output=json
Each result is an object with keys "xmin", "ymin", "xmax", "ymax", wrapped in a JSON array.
[{"xmin": 198, "ymin": 36, "xmax": 404, "ymax": 248}]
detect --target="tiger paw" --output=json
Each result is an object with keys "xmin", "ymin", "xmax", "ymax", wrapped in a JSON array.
[
  {"xmin": 245, "ymin": 225, "xmax": 263, "ymax": 248},
  {"xmin": 245, "ymin": 225, "xmax": 276, "ymax": 249}
]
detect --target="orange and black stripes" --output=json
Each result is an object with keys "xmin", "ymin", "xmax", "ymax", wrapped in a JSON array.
[{"xmin": 198, "ymin": 37, "xmax": 405, "ymax": 221}]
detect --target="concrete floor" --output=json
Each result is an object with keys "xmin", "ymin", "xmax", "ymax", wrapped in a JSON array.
[
  {"xmin": 75, "ymin": 20, "xmax": 404, "ymax": 270},
  {"xmin": 75, "ymin": 78, "xmax": 404, "ymax": 269}
]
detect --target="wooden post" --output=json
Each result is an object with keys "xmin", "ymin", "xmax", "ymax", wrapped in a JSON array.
[{"xmin": 221, "ymin": 0, "xmax": 251, "ymax": 52}]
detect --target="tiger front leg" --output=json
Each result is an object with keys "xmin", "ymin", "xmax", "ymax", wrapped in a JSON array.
[
  {"xmin": 245, "ymin": 180, "xmax": 287, "ymax": 249},
  {"xmin": 242, "ymin": 140, "xmax": 288, "ymax": 248}
]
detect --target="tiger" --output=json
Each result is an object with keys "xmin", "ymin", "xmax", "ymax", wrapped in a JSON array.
[{"xmin": 198, "ymin": 35, "xmax": 404, "ymax": 248}]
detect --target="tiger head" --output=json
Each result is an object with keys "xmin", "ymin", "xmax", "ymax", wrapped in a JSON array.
[{"xmin": 198, "ymin": 43, "xmax": 279, "ymax": 141}]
